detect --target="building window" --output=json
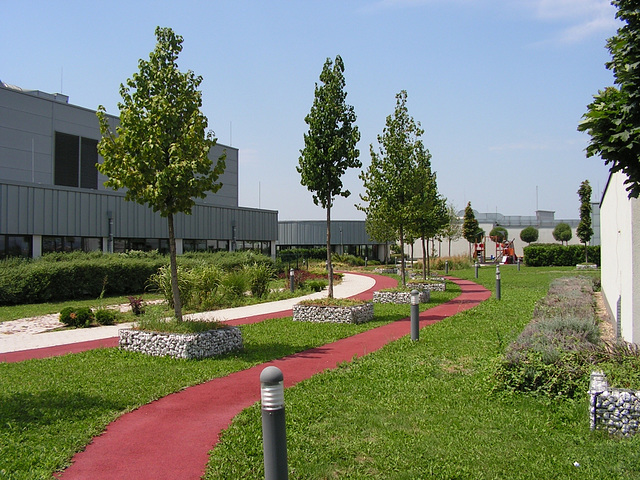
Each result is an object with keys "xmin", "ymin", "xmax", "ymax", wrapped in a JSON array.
[
  {"xmin": 0, "ymin": 235, "xmax": 32, "ymax": 259},
  {"xmin": 54, "ymin": 132, "xmax": 98, "ymax": 189}
]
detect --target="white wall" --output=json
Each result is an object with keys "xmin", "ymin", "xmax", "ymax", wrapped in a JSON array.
[{"xmin": 600, "ymin": 171, "xmax": 640, "ymax": 343}]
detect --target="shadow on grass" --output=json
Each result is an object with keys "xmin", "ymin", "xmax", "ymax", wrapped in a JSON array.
[{"xmin": 0, "ymin": 390, "xmax": 125, "ymax": 429}]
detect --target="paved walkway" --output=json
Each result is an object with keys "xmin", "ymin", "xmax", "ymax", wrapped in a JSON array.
[
  {"xmin": 0, "ymin": 272, "xmax": 376, "ymax": 362},
  {"xmin": 52, "ymin": 274, "xmax": 490, "ymax": 480}
]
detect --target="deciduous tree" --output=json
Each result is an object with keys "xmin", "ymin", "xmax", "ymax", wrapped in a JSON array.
[
  {"xmin": 578, "ymin": 0, "xmax": 640, "ymax": 198},
  {"xmin": 520, "ymin": 226, "xmax": 539, "ymax": 245},
  {"xmin": 96, "ymin": 27, "xmax": 225, "ymax": 321},
  {"xmin": 552, "ymin": 223, "xmax": 572, "ymax": 246},
  {"xmin": 298, "ymin": 55, "xmax": 360, "ymax": 298},
  {"xmin": 359, "ymin": 90, "xmax": 426, "ymax": 287},
  {"xmin": 441, "ymin": 203, "xmax": 462, "ymax": 257}
]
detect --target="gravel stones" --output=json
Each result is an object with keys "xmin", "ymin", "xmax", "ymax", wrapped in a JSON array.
[
  {"xmin": 373, "ymin": 290, "xmax": 430, "ymax": 304},
  {"xmin": 119, "ymin": 326, "xmax": 243, "ymax": 359},
  {"xmin": 293, "ymin": 303, "xmax": 374, "ymax": 324},
  {"xmin": 590, "ymin": 371, "xmax": 640, "ymax": 436}
]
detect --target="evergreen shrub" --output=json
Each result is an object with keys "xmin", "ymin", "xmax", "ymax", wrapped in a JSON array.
[{"xmin": 523, "ymin": 243, "xmax": 600, "ymax": 266}]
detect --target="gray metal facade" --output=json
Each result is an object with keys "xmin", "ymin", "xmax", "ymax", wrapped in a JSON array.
[
  {"xmin": 278, "ymin": 220, "xmax": 378, "ymax": 247},
  {"xmin": 0, "ymin": 82, "xmax": 277, "ymax": 255}
]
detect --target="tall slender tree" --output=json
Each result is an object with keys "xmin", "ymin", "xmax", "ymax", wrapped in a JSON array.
[
  {"xmin": 96, "ymin": 27, "xmax": 225, "ymax": 321},
  {"xmin": 298, "ymin": 55, "xmax": 360, "ymax": 298},
  {"xmin": 441, "ymin": 203, "xmax": 462, "ymax": 257},
  {"xmin": 577, "ymin": 180, "xmax": 594, "ymax": 263},
  {"xmin": 359, "ymin": 90, "xmax": 425, "ymax": 287},
  {"xmin": 462, "ymin": 202, "xmax": 479, "ymax": 260}
]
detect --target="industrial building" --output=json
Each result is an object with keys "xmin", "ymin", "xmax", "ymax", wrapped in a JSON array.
[{"xmin": 0, "ymin": 82, "xmax": 277, "ymax": 258}]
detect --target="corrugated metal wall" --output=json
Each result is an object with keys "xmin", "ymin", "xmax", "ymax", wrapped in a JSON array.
[
  {"xmin": 0, "ymin": 182, "xmax": 277, "ymax": 241},
  {"xmin": 278, "ymin": 220, "xmax": 375, "ymax": 246}
]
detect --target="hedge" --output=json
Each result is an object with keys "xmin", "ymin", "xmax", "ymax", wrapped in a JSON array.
[
  {"xmin": 522, "ymin": 243, "xmax": 601, "ymax": 267},
  {"xmin": 0, "ymin": 251, "xmax": 275, "ymax": 306},
  {"xmin": 0, "ymin": 257, "xmax": 165, "ymax": 305}
]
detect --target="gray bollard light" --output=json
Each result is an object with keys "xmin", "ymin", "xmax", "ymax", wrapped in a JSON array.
[
  {"xmin": 261, "ymin": 366, "xmax": 288, "ymax": 480},
  {"xmin": 496, "ymin": 265, "xmax": 501, "ymax": 300},
  {"xmin": 445, "ymin": 260, "xmax": 449, "ymax": 274},
  {"xmin": 289, "ymin": 268, "xmax": 295, "ymax": 293},
  {"xmin": 410, "ymin": 289, "xmax": 420, "ymax": 341},
  {"xmin": 475, "ymin": 261, "xmax": 479, "ymax": 279},
  {"xmin": 517, "ymin": 257, "xmax": 521, "ymax": 271}
]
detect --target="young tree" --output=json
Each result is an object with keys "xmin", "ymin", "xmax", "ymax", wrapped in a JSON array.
[
  {"xmin": 408, "ymin": 160, "xmax": 448, "ymax": 279},
  {"xmin": 462, "ymin": 202, "xmax": 479, "ymax": 259},
  {"xmin": 519, "ymin": 226, "xmax": 539, "ymax": 245},
  {"xmin": 577, "ymin": 180, "xmax": 594, "ymax": 263},
  {"xmin": 489, "ymin": 226, "xmax": 508, "ymax": 243},
  {"xmin": 96, "ymin": 27, "xmax": 225, "ymax": 321},
  {"xmin": 579, "ymin": 1, "xmax": 640, "ymax": 199},
  {"xmin": 441, "ymin": 203, "xmax": 462, "ymax": 257},
  {"xmin": 298, "ymin": 55, "xmax": 360, "ymax": 298},
  {"xmin": 552, "ymin": 223, "xmax": 572, "ymax": 246},
  {"xmin": 359, "ymin": 90, "xmax": 425, "ymax": 287}
]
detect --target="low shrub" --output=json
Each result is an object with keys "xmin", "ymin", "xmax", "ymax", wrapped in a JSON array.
[
  {"xmin": 306, "ymin": 280, "xmax": 327, "ymax": 292},
  {"xmin": 127, "ymin": 296, "xmax": 145, "ymax": 315},
  {"xmin": 493, "ymin": 276, "xmax": 601, "ymax": 398},
  {"xmin": 95, "ymin": 308, "xmax": 118, "ymax": 325},
  {"xmin": 59, "ymin": 306, "xmax": 94, "ymax": 328},
  {"xmin": 333, "ymin": 254, "xmax": 365, "ymax": 267}
]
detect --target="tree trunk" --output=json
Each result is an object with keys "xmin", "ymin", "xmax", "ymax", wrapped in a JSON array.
[
  {"xmin": 426, "ymin": 237, "xmax": 431, "ymax": 276},
  {"xmin": 167, "ymin": 213, "xmax": 183, "ymax": 321},
  {"xmin": 326, "ymin": 206, "xmax": 334, "ymax": 298},
  {"xmin": 448, "ymin": 238, "xmax": 452, "ymax": 257},
  {"xmin": 585, "ymin": 243, "xmax": 589, "ymax": 263},
  {"xmin": 399, "ymin": 225, "xmax": 406, "ymax": 288},
  {"xmin": 421, "ymin": 235, "xmax": 427, "ymax": 281}
]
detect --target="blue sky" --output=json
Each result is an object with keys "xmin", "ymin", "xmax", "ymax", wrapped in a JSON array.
[{"xmin": 1, "ymin": 0, "xmax": 620, "ymax": 220}]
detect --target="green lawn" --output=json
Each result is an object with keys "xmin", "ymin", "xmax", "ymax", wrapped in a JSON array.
[
  {"xmin": 0, "ymin": 286, "xmax": 457, "ymax": 480},
  {"xmin": 204, "ymin": 265, "xmax": 640, "ymax": 479}
]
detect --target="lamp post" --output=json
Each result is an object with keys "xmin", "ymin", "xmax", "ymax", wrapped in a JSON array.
[
  {"xmin": 410, "ymin": 289, "xmax": 420, "ymax": 341},
  {"xmin": 496, "ymin": 265, "xmax": 501, "ymax": 300},
  {"xmin": 260, "ymin": 366, "xmax": 288, "ymax": 480},
  {"xmin": 475, "ymin": 261, "xmax": 479, "ymax": 279},
  {"xmin": 289, "ymin": 268, "xmax": 295, "ymax": 293}
]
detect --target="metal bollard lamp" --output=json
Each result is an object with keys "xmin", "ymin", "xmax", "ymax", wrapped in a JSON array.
[
  {"xmin": 261, "ymin": 366, "xmax": 288, "ymax": 480},
  {"xmin": 410, "ymin": 289, "xmax": 420, "ymax": 341}
]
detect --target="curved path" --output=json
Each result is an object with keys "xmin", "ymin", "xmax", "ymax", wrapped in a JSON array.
[{"xmin": 56, "ymin": 275, "xmax": 490, "ymax": 480}]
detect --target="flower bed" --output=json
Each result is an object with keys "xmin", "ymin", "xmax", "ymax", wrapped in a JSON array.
[
  {"xmin": 119, "ymin": 325, "xmax": 243, "ymax": 359},
  {"xmin": 373, "ymin": 289, "xmax": 430, "ymax": 304},
  {"xmin": 293, "ymin": 302, "xmax": 374, "ymax": 324}
]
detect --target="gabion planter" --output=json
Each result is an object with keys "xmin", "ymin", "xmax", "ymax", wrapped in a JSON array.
[
  {"xmin": 293, "ymin": 302, "xmax": 374, "ymax": 324},
  {"xmin": 407, "ymin": 281, "xmax": 446, "ymax": 292},
  {"xmin": 373, "ymin": 290, "xmax": 430, "ymax": 304},
  {"xmin": 576, "ymin": 264, "xmax": 598, "ymax": 270},
  {"xmin": 119, "ymin": 326, "xmax": 243, "ymax": 359}
]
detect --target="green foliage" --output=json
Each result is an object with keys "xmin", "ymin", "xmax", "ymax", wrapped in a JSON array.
[
  {"xmin": 96, "ymin": 26, "xmax": 225, "ymax": 217},
  {"xmin": 578, "ymin": 0, "xmax": 640, "ymax": 198},
  {"xmin": 552, "ymin": 222, "xmax": 572, "ymax": 245},
  {"xmin": 305, "ymin": 280, "xmax": 327, "ymax": 292},
  {"xmin": 489, "ymin": 226, "xmax": 508, "ymax": 242},
  {"xmin": 332, "ymin": 253, "xmax": 365, "ymax": 266},
  {"xmin": 96, "ymin": 26, "xmax": 227, "ymax": 321},
  {"xmin": 59, "ymin": 306, "xmax": 94, "ymax": 328},
  {"xmin": 135, "ymin": 306, "xmax": 223, "ymax": 333},
  {"xmin": 519, "ymin": 226, "xmax": 539, "ymax": 244},
  {"xmin": 298, "ymin": 55, "xmax": 360, "ymax": 298},
  {"xmin": 494, "ymin": 277, "xmax": 601, "ymax": 398},
  {"xmin": 523, "ymin": 243, "xmax": 600, "ymax": 266},
  {"xmin": 359, "ymin": 90, "xmax": 430, "ymax": 285},
  {"xmin": 244, "ymin": 262, "xmax": 275, "ymax": 298},
  {"xmin": 577, "ymin": 180, "xmax": 594, "ymax": 263},
  {"xmin": 147, "ymin": 265, "xmax": 193, "ymax": 310},
  {"xmin": 0, "ymin": 255, "xmax": 165, "ymax": 306},
  {"xmin": 94, "ymin": 308, "xmax": 118, "ymax": 325},
  {"xmin": 462, "ymin": 202, "xmax": 478, "ymax": 243},
  {"xmin": 297, "ymin": 55, "xmax": 361, "ymax": 210}
]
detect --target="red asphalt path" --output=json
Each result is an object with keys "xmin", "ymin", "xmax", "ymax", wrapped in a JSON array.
[{"xmin": 53, "ymin": 275, "xmax": 491, "ymax": 480}]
